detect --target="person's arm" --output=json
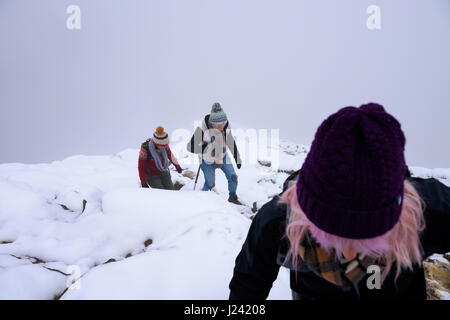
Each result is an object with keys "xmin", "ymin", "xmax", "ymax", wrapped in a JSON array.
[
  {"xmin": 138, "ymin": 146, "xmax": 148, "ymax": 187},
  {"xmin": 229, "ymin": 197, "xmax": 286, "ymax": 300},
  {"xmin": 187, "ymin": 127, "xmax": 207, "ymax": 155},
  {"xmin": 167, "ymin": 146, "xmax": 182, "ymax": 173}
]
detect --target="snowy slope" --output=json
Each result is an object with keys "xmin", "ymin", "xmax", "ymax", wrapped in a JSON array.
[
  {"xmin": 0, "ymin": 139, "xmax": 308, "ymax": 300},
  {"xmin": 0, "ymin": 139, "xmax": 448, "ymax": 300}
]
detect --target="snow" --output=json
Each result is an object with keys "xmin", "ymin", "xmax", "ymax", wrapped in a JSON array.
[
  {"xmin": 0, "ymin": 139, "xmax": 449, "ymax": 300},
  {"xmin": 61, "ymin": 190, "xmax": 252, "ymax": 300},
  {"xmin": 409, "ymin": 166, "xmax": 450, "ymax": 187},
  {"xmin": 0, "ymin": 140, "xmax": 306, "ymax": 300},
  {"xmin": 0, "ymin": 265, "xmax": 66, "ymax": 300},
  {"xmin": 427, "ymin": 253, "xmax": 450, "ymax": 264},
  {"xmin": 437, "ymin": 289, "xmax": 450, "ymax": 300}
]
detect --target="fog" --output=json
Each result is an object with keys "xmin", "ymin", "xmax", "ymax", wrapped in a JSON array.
[{"xmin": 1, "ymin": 0, "xmax": 449, "ymax": 167}]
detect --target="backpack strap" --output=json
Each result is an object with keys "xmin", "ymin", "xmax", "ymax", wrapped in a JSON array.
[{"xmin": 142, "ymin": 139, "xmax": 153, "ymax": 162}]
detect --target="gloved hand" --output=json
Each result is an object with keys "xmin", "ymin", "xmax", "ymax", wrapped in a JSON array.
[
  {"xmin": 237, "ymin": 163, "xmax": 242, "ymax": 170},
  {"xmin": 141, "ymin": 183, "xmax": 149, "ymax": 188},
  {"xmin": 176, "ymin": 166, "xmax": 183, "ymax": 174}
]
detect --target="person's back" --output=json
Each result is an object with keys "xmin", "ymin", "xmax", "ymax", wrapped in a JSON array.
[{"xmin": 229, "ymin": 103, "xmax": 450, "ymax": 300}]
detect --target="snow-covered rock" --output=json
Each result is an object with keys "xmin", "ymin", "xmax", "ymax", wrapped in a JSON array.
[{"xmin": 423, "ymin": 253, "xmax": 450, "ymax": 300}]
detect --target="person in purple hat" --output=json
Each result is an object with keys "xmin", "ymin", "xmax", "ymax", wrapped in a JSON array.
[{"xmin": 229, "ymin": 103, "xmax": 450, "ymax": 300}]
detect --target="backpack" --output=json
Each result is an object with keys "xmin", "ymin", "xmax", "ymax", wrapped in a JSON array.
[{"xmin": 142, "ymin": 140, "xmax": 153, "ymax": 162}]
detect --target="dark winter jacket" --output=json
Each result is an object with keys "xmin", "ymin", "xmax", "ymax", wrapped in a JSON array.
[
  {"xmin": 138, "ymin": 139, "xmax": 181, "ymax": 185},
  {"xmin": 186, "ymin": 115, "xmax": 242, "ymax": 165},
  {"xmin": 229, "ymin": 171, "xmax": 450, "ymax": 300}
]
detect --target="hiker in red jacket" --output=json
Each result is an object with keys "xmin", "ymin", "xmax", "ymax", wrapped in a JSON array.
[{"xmin": 138, "ymin": 126, "xmax": 183, "ymax": 190}]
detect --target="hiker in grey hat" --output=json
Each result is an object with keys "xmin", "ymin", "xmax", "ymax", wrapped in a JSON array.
[{"xmin": 187, "ymin": 103, "xmax": 242, "ymax": 204}]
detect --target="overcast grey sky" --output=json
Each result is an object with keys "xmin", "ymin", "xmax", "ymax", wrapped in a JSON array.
[{"xmin": 1, "ymin": 0, "xmax": 449, "ymax": 168}]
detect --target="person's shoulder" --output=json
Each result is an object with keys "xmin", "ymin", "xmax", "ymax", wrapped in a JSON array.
[
  {"xmin": 139, "ymin": 141, "xmax": 149, "ymax": 159},
  {"xmin": 410, "ymin": 177, "xmax": 450, "ymax": 213},
  {"xmin": 410, "ymin": 177, "xmax": 450, "ymax": 255},
  {"xmin": 250, "ymin": 171, "xmax": 299, "ymax": 237},
  {"xmin": 250, "ymin": 171, "xmax": 299, "ymax": 230},
  {"xmin": 202, "ymin": 115, "xmax": 210, "ymax": 129},
  {"xmin": 141, "ymin": 139, "xmax": 149, "ymax": 147},
  {"xmin": 281, "ymin": 170, "xmax": 300, "ymax": 193},
  {"xmin": 251, "ymin": 196, "xmax": 287, "ymax": 234}
]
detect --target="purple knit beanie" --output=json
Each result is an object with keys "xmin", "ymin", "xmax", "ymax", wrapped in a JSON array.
[{"xmin": 296, "ymin": 103, "xmax": 407, "ymax": 239}]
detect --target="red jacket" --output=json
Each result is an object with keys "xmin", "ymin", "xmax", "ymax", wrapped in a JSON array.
[{"xmin": 138, "ymin": 139, "xmax": 181, "ymax": 185}]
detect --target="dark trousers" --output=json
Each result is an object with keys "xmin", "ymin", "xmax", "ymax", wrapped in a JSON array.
[{"xmin": 146, "ymin": 170, "xmax": 174, "ymax": 190}]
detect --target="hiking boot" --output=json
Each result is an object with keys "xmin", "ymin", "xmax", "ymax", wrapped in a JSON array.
[{"xmin": 228, "ymin": 194, "xmax": 242, "ymax": 205}]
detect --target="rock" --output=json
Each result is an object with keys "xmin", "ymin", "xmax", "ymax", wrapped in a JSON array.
[
  {"xmin": 174, "ymin": 181, "xmax": 184, "ymax": 190},
  {"xmin": 182, "ymin": 170, "xmax": 197, "ymax": 180},
  {"xmin": 29, "ymin": 256, "xmax": 45, "ymax": 264},
  {"xmin": 423, "ymin": 253, "xmax": 450, "ymax": 300},
  {"xmin": 59, "ymin": 204, "xmax": 73, "ymax": 212},
  {"xmin": 144, "ymin": 239, "xmax": 153, "ymax": 247},
  {"xmin": 257, "ymin": 160, "xmax": 271, "ymax": 167},
  {"xmin": 82, "ymin": 199, "xmax": 87, "ymax": 213},
  {"xmin": 104, "ymin": 258, "xmax": 116, "ymax": 264},
  {"xmin": 278, "ymin": 169, "xmax": 296, "ymax": 175}
]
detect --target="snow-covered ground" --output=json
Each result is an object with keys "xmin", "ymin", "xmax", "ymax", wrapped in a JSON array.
[
  {"xmin": 0, "ymin": 139, "xmax": 309, "ymax": 300},
  {"xmin": 0, "ymin": 138, "xmax": 449, "ymax": 300}
]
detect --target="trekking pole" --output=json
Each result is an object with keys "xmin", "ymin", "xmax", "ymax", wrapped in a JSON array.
[{"xmin": 193, "ymin": 156, "xmax": 201, "ymax": 190}]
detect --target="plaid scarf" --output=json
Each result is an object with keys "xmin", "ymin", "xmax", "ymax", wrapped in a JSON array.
[
  {"xmin": 281, "ymin": 200, "xmax": 385, "ymax": 291},
  {"xmin": 297, "ymin": 236, "xmax": 382, "ymax": 290}
]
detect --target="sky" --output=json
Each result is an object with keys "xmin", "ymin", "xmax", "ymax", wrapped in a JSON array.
[{"xmin": 0, "ymin": 0, "xmax": 449, "ymax": 168}]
